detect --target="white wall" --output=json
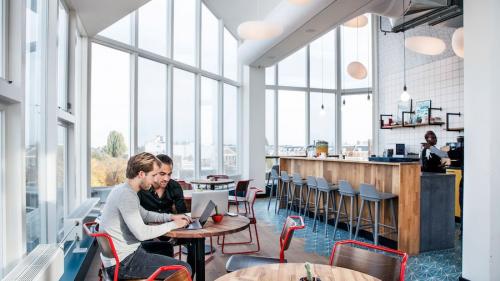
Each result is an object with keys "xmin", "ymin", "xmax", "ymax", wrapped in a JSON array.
[
  {"xmin": 377, "ymin": 22, "xmax": 464, "ymax": 154},
  {"xmin": 462, "ymin": 0, "xmax": 500, "ymax": 279}
]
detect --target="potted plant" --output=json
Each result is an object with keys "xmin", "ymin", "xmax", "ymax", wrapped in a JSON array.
[
  {"xmin": 211, "ymin": 206, "xmax": 224, "ymax": 224},
  {"xmin": 299, "ymin": 262, "xmax": 321, "ymax": 281}
]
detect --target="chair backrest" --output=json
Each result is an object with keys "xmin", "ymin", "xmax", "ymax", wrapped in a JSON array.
[
  {"xmin": 306, "ymin": 176, "xmax": 317, "ymax": 188},
  {"xmin": 292, "ymin": 173, "xmax": 303, "ymax": 185},
  {"xmin": 338, "ymin": 180, "xmax": 356, "ymax": 195},
  {"xmin": 235, "ymin": 179, "xmax": 250, "ymax": 196},
  {"xmin": 315, "ymin": 177, "xmax": 330, "ymax": 190},
  {"xmin": 246, "ymin": 187, "xmax": 260, "ymax": 219},
  {"xmin": 329, "ymin": 240, "xmax": 408, "ymax": 281},
  {"xmin": 359, "ymin": 183, "xmax": 380, "ymax": 199},
  {"xmin": 176, "ymin": 180, "xmax": 192, "ymax": 190},
  {"xmin": 146, "ymin": 265, "xmax": 192, "ymax": 281},
  {"xmin": 207, "ymin": 174, "xmax": 229, "ymax": 181},
  {"xmin": 280, "ymin": 170, "xmax": 290, "ymax": 182},
  {"xmin": 270, "ymin": 165, "xmax": 280, "ymax": 180},
  {"xmin": 83, "ymin": 222, "xmax": 120, "ymax": 281},
  {"xmin": 279, "ymin": 216, "xmax": 305, "ymax": 262}
]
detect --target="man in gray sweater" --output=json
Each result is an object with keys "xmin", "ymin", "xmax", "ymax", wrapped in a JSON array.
[{"xmin": 100, "ymin": 152, "xmax": 192, "ymax": 279}]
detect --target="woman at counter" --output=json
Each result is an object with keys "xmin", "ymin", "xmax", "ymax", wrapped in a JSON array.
[{"xmin": 421, "ymin": 130, "xmax": 449, "ymax": 173}]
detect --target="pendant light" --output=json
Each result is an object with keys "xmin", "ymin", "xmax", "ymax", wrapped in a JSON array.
[
  {"xmin": 400, "ymin": 2, "xmax": 410, "ymax": 102},
  {"xmin": 452, "ymin": 27, "xmax": 464, "ymax": 58},
  {"xmin": 405, "ymin": 36, "xmax": 446, "ymax": 56},
  {"xmin": 288, "ymin": 0, "xmax": 312, "ymax": 5},
  {"xmin": 237, "ymin": 0, "xmax": 283, "ymax": 40},
  {"xmin": 346, "ymin": 15, "xmax": 367, "ymax": 80},
  {"xmin": 343, "ymin": 15, "xmax": 368, "ymax": 28}
]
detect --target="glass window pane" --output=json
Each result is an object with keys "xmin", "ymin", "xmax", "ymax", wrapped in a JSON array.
[
  {"xmin": 278, "ymin": 47, "xmax": 306, "ymax": 87},
  {"xmin": 90, "ymin": 43, "xmax": 130, "ymax": 188},
  {"xmin": 341, "ymin": 94, "xmax": 372, "ymax": 159},
  {"xmin": 173, "ymin": 0, "xmax": 196, "ymax": 65},
  {"xmin": 138, "ymin": 0, "xmax": 168, "ymax": 56},
  {"xmin": 138, "ymin": 57, "xmax": 167, "ymax": 154},
  {"xmin": 265, "ymin": 90, "xmax": 275, "ymax": 156},
  {"xmin": 223, "ymin": 28, "xmax": 237, "ymax": 81},
  {"xmin": 201, "ymin": 3, "xmax": 219, "ymax": 73},
  {"xmin": 98, "ymin": 13, "xmax": 133, "ymax": 45},
  {"xmin": 173, "ymin": 68, "xmax": 195, "ymax": 179},
  {"xmin": 310, "ymin": 29, "xmax": 336, "ymax": 89},
  {"xmin": 223, "ymin": 84, "xmax": 238, "ymax": 175},
  {"xmin": 278, "ymin": 90, "xmax": 306, "ymax": 155},
  {"xmin": 57, "ymin": 2, "xmax": 69, "ymax": 110},
  {"xmin": 56, "ymin": 125, "xmax": 67, "ymax": 242},
  {"xmin": 201, "ymin": 77, "xmax": 218, "ymax": 177},
  {"xmin": 265, "ymin": 66, "xmax": 275, "ymax": 85},
  {"xmin": 341, "ymin": 14, "xmax": 372, "ymax": 89},
  {"xmin": 0, "ymin": 0, "xmax": 4, "ymax": 78},
  {"xmin": 25, "ymin": 0, "xmax": 47, "ymax": 253},
  {"xmin": 310, "ymin": 92, "xmax": 336, "ymax": 154}
]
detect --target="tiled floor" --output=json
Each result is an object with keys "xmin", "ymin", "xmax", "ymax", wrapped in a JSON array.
[{"xmin": 255, "ymin": 199, "xmax": 463, "ymax": 281}]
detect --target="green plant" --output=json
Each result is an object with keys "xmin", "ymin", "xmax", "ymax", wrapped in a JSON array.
[
  {"xmin": 305, "ymin": 262, "xmax": 313, "ymax": 281},
  {"xmin": 215, "ymin": 205, "xmax": 220, "ymax": 215}
]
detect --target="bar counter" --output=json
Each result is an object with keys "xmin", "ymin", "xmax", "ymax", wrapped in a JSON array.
[{"xmin": 279, "ymin": 156, "xmax": 421, "ymax": 255}]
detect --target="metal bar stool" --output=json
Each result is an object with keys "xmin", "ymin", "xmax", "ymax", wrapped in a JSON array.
[
  {"xmin": 312, "ymin": 177, "xmax": 338, "ymax": 236},
  {"xmin": 276, "ymin": 171, "xmax": 292, "ymax": 214},
  {"xmin": 267, "ymin": 165, "xmax": 280, "ymax": 211},
  {"xmin": 302, "ymin": 176, "xmax": 317, "ymax": 217},
  {"xmin": 287, "ymin": 173, "xmax": 307, "ymax": 215},
  {"xmin": 332, "ymin": 180, "xmax": 359, "ymax": 240},
  {"xmin": 354, "ymin": 183, "xmax": 398, "ymax": 245}
]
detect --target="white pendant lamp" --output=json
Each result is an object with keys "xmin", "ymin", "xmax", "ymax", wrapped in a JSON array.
[
  {"xmin": 405, "ymin": 36, "xmax": 446, "ymax": 56},
  {"xmin": 343, "ymin": 15, "xmax": 368, "ymax": 28},
  {"xmin": 452, "ymin": 27, "xmax": 464, "ymax": 58},
  {"xmin": 237, "ymin": 21, "xmax": 283, "ymax": 40},
  {"xmin": 347, "ymin": 61, "xmax": 367, "ymax": 80},
  {"xmin": 288, "ymin": 0, "xmax": 311, "ymax": 5}
]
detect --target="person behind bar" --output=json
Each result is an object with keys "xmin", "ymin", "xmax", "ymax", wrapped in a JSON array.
[
  {"xmin": 138, "ymin": 154, "xmax": 187, "ymax": 214},
  {"xmin": 421, "ymin": 130, "xmax": 448, "ymax": 173}
]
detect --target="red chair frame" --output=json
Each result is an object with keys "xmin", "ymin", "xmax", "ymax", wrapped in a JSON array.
[
  {"xmin": 279, "ymin": 215, "xmax": 305, "ymax": 262},
  {"xmin": 329, "ymin": 240, "xmax": 408, "ymax": 281},
  {"xmin": 146, "ymin": 265, "xmax": 192, "ymax": 281}
]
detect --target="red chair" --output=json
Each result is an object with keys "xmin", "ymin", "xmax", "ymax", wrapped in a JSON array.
[
  {"xmin": 146, "ymin": 265, "xmax": 192, "ymax": 281},
  {"xmin": 83, "ymin": 222, "xmax": 191, "ymax": 281},
  {"xmin": 225, "ymin": 216, "xmax": 305, "ymax": 273},
  {"xmin": 329, "ymin": 240, "xmax": 408, "ymax": 281},
  {"xmin": 176, "ymin": 180, "xmax": 192, "ymax": 190},
  {"xmin": 228, "ymin": 180, "xmax": 251, "ymax": 213},
  {"xmin": 219, "ymin": 187, "xmax": 261, "ymax": 254}
]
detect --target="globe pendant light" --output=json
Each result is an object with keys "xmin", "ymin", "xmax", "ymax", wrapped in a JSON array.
[
  {"xmin": 452, "ymin": 27, "xmax": 464, "ymax": 58},
  {"xmin": 237, "ymin": 0, "xmax": 283, "ymax": 40},
  {"xmin": 405, "ymin": 36, "xmax": 446, "ymax": 56},
  {"xmin": 288, "ymin": 0, "xmax": 312, "ymax": 5},
  {"xmin": 400, "ymin": 3, "xmax": 410, "ymax": 102},
  {"xmin": 343, "ymin": 15, "xmax": 368, "ymax": 28},
  {"xmin": 346, "ymin": 15, "xmax": 367, "ymax": 80}
]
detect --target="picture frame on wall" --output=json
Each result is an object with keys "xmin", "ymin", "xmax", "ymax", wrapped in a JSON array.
[
  {"xmin": 397, "ymin": 99, "xmax": 412, "ymax": 123},
  {"xmin": 415, "ymin": 100, "xmax": 432, "ymax": 124}
]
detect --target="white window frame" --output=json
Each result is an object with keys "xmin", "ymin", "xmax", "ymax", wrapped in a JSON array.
[
  {"xmin": 0, "ymin": 0, "xmax": 7, "ymax": 79},
  {"xmin": 0, "ymin": 108, "xmax": 5, "ymax": 277}
]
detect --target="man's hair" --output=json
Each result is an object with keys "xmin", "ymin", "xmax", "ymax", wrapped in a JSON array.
[
  {"xmin": 126, "ymin": 152, "xmax": 162, "ymax": 179},
  {"xmin": 425, "ymin": 130, "xmax": 436, "ymax": 139},
  {"xmin": 156, "ymin": 154, "xmax": 174, "ymax": 166}
]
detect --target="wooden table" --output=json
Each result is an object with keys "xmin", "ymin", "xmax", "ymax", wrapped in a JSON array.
[
  {"xmin": 165, "ymin": 215, "xmax": 250, "ymax": 281},
  {"xmin": 215, "ymin": 263, "xmax": 381, "ymax": 281},
  {"xmin": 190, "ymin": 179, "xmax": 235, "ymax": 190}
]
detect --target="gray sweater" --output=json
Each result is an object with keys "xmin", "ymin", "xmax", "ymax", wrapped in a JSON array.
[{"xmin": 99, "ymin": 182, "xmax": 178, "ymax": 267}]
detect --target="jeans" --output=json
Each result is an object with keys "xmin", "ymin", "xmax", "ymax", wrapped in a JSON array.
[{"xmin": 105, "ymin": 241, "xmax": 191, "ymax": 280}]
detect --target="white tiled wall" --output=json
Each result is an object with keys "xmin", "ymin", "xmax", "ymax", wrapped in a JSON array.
[{"xmin": 377, "ymin": 22, "xmax": 464, "ymax": 155}]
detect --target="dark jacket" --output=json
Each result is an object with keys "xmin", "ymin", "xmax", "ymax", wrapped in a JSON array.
[
  {"xmin": 421, "ymin": 148, "xmax": 446, "ymax": 173},
  {"xmin": 138, "ymin": 180, "xmax": 187, "ymax": 214}
]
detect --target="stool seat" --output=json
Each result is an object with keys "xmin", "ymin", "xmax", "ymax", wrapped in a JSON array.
[
  {"xmin": 361, "ymin": 192, "xmax": 397, "ymax": 201},
  {"xmin": 226, "ymin": 255, "xmax": 284, "ymax": 273}
]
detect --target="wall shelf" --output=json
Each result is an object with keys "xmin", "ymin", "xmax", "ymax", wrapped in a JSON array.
[{"xmin": 446, "ymin": 112, "xmax": 464, "ymax": 132}]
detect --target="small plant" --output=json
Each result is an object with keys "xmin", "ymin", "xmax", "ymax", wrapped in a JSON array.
[
  {"xmin": 215, "ymin": 205, "xmax": 219, "ymax": 215},
  {"xmin": 305, "ymin": 262, "xmax": 313, "ymax": 281}
]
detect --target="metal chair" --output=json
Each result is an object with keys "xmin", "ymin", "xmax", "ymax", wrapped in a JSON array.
[
  {"xmin": 228, "ymin": 179, "xmax": 251, "ymax": 214},
  {"xmin": 287, "ymin": 173, "xmax": 307, "ymax": 215},
  {"xmin": 146, "ymin": 266, "xmax": 192, "ymax": 281},
  {"xmin": 276, "ymin": 171, "xmax": 292, "ymax": 214},
  {"xmin": 312, "ymin": 177, "xmax": 338, "ymax": 236},
  {"xmin": 354, "ymin": 183, "xmax": 398, "ymax": 245},
  {"xmin": 329, "ymin": 240, "xmax": 408, "ymax": 281},
  {"xmin": 267, "ymin": 165, "xmax": 280, "ymax": 211},
  {"xmin": 225, "ymin": 216, "xmax": 305, "ymax": 273},
  {"xmin": 332, "ymin": 180, "xmax": 359, "ymax": 240}
]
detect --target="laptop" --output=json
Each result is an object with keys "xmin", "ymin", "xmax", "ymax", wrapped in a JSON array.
[
  {"xmin": 185, "ymin": 200, "xmax": 216, "ymax": 230},
  {"xmin": 191, "ymin": 190, "xmax": 229, "ymax": 217}
]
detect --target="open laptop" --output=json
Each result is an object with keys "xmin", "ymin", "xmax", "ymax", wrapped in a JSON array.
[
  {"xmin": 185, "ymin": 200, "xmax": 216, "ymax": 230},
  {"xmin": 191, "ymin": 190, "xmax": 229, "ymax": 217}
]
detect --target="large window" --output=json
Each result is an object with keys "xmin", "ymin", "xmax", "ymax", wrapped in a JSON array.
[
  {"xmin": 98, "ymin": 14, "xmax": 132, "ymax": 45},
  {"xmin": 90, "ymin": 44, "xmax": 130, "ymax": 187},
  {"xmin": 278, "ymin": 90, "xmax": 306, "ymax": 156},
  {"xmin": 310, "ymin": 29, "xmax": 335, "ymax": 89},
  {"xmin": 341, "ymin": 94, "xmax": 372, "ymax": 158},
  {"xmin": 223, "ymin": 28, "xmax": 238, "ymax": 81},
  {"xmin": 172, "ymin": 68, "xmax": 195, "ymax": 179},
  {"xmin": 201, "ymin": 77, "xmax": 218, "ymax": 176},
  {"xmin": 341, "ymin": 15, "xmax": 372, "ymax": 89},
  {"xmin": 56, "ymin": 124, "xmax": 67, "ymax": 242},
  {"xmin": 265, "ymin": 90, "xmax": 276, "ymax": 156},
  {"xmin": 25, "ymin": 0, "xmax": 47, "ymax": 253},
  {"xmin": 310, "ymin": 92, "xmax": 336, "ymax": 154},
  {"xmin": 278, "ymin": 47, "xmax": 307, "ymax": 87},
  {"xmin": 223, "ymin": 84, "xmax": 238, "ymax": 174},
  {"xmin": 0, "ymin": 0, "xmax": 6, "ymax": 78},
  {"xmin": 138, "ymin": 0, "xmax": 168, "ymax": 56},
  {"xmin": 57, "ymin": 2, "xmax": 69, "ymax": 110},
  {"xmin": 201, "ymin": 3, "xmax": 219, "ymax": 73},
  {"xmin": 173, "ymin": 0, "xmax": 196, "ymax": 65},
  {"xmin": 137, "ymin": 58, "xmax": 167, "ymax": 154}
]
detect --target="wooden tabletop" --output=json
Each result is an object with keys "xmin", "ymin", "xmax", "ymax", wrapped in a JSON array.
[
  {"xmin": 165, "ymin": 215, "xmax": 250, "ymax": 238},
  {"xmin": 214, "ymin": 263, "xmax": 381, "ymax": 281},
  {"xmin": 190, "ymin": 179, "xmax": 235, "ymax": 185}
]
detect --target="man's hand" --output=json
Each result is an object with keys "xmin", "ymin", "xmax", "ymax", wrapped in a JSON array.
[
  {"xmin": 171, "ymin": 214, "xmax": 192, "ymax": 229},
  {"xmin": 173, "ymin": 218, "xmax": 189, "ymax": 228}
]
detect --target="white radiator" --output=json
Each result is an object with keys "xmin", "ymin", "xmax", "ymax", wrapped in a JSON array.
[
  {"xmin": 64, "ymin": 198, "xmax": 100, "ymax": 243},
  {"xmin": 2, "ymin": 244, "xmax": 64, "ymax": 281}
]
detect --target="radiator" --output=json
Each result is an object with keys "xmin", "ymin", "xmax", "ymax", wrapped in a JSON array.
[
  {"xmin": 2, "ymin": 244, "xmax": 64, "ymax": 281},
  {"xmin": 64, "ymin": 198, "xmax": 100, "ymax": 243}
]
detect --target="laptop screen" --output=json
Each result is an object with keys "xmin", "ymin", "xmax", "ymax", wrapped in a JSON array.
[{"xmin": 199, "ymin": 200, "xmax": 216, "ymax": 224}]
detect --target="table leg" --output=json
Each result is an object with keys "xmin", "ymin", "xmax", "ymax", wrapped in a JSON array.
[{"xmin": 187, "ymin": 238, "xmax": 206, "ymax": 281}]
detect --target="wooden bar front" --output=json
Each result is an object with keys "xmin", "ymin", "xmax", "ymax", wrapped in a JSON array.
[{"xmin": 279, "ymin": 157, "xmax": 421, "ymax": 255}]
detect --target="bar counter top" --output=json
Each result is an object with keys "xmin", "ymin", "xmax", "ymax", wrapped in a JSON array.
[{"xmin": 279, "ymin": 156, "xmax": 421, "ymax": 166}]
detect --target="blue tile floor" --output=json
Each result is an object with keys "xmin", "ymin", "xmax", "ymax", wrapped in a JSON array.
[{"xmin": 254, "ymin": 199, "xmax": 462, "ymax": 281}]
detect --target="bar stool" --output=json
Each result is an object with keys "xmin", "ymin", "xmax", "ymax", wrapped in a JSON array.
[
  {"xmin": 332, "ymin": 180, "xmax": 359, "ymax": 240},
  {"xmin": 267, "ymin": 166, "xmax": 280, "ymax": 211},
  {"xmin": 287, "ymin": 173, "xmax": 307, "ymax": 215},
  {"xmin": 302, "ymin": 176, "xmax": 317, "ymax": 217},
  {"xmin": 354, "ymin": 183, "xmax": 398, "ymax": 245},
  {"xmin": 276, "ymin": 171, "xmax": 292, "ymax": 214},
  {"xmin": 312, "ymin": 177, "xmax": 338, "ymax": 236}
]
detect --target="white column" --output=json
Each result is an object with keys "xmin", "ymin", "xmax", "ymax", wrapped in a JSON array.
[
  {"xmin": 462, "ymin": 0, "xmax": 500, "ymax": 280},
  {"xmin": 242, "ymin": 66, "xmax": 265, "ymax": 189}
]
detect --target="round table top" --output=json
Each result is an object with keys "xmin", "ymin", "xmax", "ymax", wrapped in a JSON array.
[
  {"xmin": 182, "ymin": 188, "xmax": 235, "ymax": 199},
  {"xmin": 189, "ymin": 179, "xmax": 235, "ymax": 185},
  {"xmin": 214, "ymin": 263, "xmax": 381, "ymax": 281},
  {"xmin": 165, "ymin": 215, "xmax": 250, "ymax": 238}
]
